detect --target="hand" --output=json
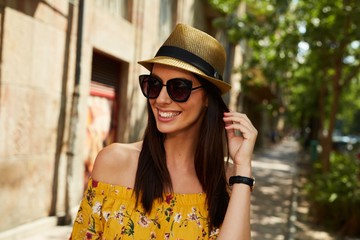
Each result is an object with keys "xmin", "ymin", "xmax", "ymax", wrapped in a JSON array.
[{"xmin": 223, "ymin": 111, "xmax": 258, "ymax": 169}]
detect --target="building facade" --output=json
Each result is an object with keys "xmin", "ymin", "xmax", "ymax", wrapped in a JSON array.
[{"xmin": 0, "ymin": 0, "xmax": 226, "ymax": 233}]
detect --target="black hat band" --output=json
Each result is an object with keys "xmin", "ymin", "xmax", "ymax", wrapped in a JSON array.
[{"xmin": 155, "ymin": 45, "xmax": 223, "ymax": 80}]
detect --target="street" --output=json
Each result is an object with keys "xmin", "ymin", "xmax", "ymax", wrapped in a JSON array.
[{"xmin": 251, "ymin": 139, "xmax": 297, "ymax": 239}]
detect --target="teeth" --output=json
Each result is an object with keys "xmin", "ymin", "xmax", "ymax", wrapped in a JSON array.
[{"xmin": 159, "ymin": 111, "xmax": 180, "ymax": 118}]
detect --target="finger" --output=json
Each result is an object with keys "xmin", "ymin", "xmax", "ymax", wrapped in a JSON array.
[
  {"xmin": 224, "ymin": 121, "xmax": 236, "ymax": 138},
  {"xmin": 223, "ymin": 112, "xmax": 257, "ymax": 141},
  {"xmin": 225, "ymin": 122, "xmax": 250, "ymax": 135},
  {"xmin": 223, "ymin": 117, "xmax": 254, "ymax": 132},
  {"xmin": 224, "ymin": 111, "xmax": 251, "ymax": 123},
  {"xmin": 223, "ymin": 115, "xmax": 256, "ymax": 131},
  {"xmin": 223, "ymin": 113, "xmax": 250, "ymax": 131},
  {"xmin": 225, "ymin": 122, "xmax": 257, "ymax": 140}
]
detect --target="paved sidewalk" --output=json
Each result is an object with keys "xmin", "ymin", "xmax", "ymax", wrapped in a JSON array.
[
  {"xmin": 250, "ymin": 138, "xmax": 299, "ymax": 240},
  {"xmin": 23, "ymin": 226, "xmax": 72, "ymax": 240},
  {"xmin": 0, "ymin": 217, "xmax": 72, "ymax": 240}
]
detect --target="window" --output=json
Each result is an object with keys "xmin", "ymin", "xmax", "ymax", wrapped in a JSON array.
[
  {"xmin": 159, "ymin": 0, "xmax": 177, "ymax": 41},
  {"xmin": 94, "ymin": 0, "xmax": 132, "ymax": 21}
]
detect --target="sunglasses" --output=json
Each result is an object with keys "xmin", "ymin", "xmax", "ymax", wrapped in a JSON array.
[{"xmin": 139, "ymin": 74, "xmax": 203, "ymax": 102}]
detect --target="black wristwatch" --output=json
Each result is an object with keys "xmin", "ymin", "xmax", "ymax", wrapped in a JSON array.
[{"xmin": 229, "ymin": 176, "xmax": 255, "ymax": 192}]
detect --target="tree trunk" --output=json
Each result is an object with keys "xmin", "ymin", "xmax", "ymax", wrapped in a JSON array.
[
  {"xmin": 320, "ymin": 56, "xmax": 343, "ymax": 172},
  {"xmin": 318, "ymin": 80, "xmax": 329, "ymax": 171},
  {"xmin": 321, "ymin": 86, "xmax": 340, "ymax": 172}
]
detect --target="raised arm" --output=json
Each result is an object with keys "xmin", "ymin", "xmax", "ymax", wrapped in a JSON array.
[{"xmin": 218, "ymin": 111, "xmax": 258, "ymax": 240}]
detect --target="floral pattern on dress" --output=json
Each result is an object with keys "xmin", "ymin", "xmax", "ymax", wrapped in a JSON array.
[{"xmin": 70, "ymin": 178, "xmax": 220, "ymax": 240}]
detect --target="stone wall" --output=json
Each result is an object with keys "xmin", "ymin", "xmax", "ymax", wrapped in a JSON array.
[{"xmin": 0, "ymin": 2, "xmax": 71, "ymax": 230}]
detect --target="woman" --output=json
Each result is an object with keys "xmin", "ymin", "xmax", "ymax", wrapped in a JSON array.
[{"xmin": 70, "ymin": 23, "xmax": 257, "ymax": 240}]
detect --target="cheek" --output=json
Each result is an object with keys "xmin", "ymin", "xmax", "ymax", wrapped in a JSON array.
[
  {"xmin": 196, "ymin": 93, "xmax": 208, "ymax": 109},
  {"xmin": 149, "ymin": 100, "xmax": 156, "ymax": 110},
  {"xmin": 187, "ymin": 95, "xmax": 208, "ymax": 116},
  {"xmin": 204, "ymin": 95, "xmax": 208, "ymax": 107}
]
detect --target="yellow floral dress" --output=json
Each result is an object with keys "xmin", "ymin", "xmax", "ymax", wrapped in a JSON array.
[{"xmin": 70, "ymin": 178, "xmax": 219, "ymax": 240}]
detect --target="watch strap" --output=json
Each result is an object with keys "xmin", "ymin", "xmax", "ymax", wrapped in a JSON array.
[{"xmin": 229, "ymin": 175, "xmax": 255, "ymax": 192}]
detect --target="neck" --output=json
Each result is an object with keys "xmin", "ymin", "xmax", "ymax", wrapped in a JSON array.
[
  {"xmin": 163, "ymin": 133, "xmax": 203, "ymax": 194},
  {"xmin": 164, "ymin": 132, "xmax": 199, "ymax": 169}
]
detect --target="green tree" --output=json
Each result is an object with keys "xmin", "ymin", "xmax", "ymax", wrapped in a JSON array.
[
  {"xmin": 295, "ymin": 0, "xmax": 360, "ymax": 171},
  {"xmin": 209, "ymin": 0, "xmax": 360, "ymax": 171}
]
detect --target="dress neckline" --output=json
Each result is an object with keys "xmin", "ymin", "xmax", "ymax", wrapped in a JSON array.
[{"xmin": 90, "ymin": 177, "xmax": 206, "ymax": 196}]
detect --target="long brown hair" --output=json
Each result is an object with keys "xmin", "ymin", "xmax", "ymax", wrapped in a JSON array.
[{"xmin": 134, "ymin": 75, "xmax": 230, "ymax": 228}]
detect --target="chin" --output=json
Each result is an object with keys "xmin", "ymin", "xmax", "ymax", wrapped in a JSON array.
[{"xmin": 156, "ymin": 125, "xmax": 174, "ymax": 134}]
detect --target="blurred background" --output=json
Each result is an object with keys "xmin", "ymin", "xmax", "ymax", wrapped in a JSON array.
[{"xmin": 0, "ymin": 0, "xmax": 359, "ymax": 239}]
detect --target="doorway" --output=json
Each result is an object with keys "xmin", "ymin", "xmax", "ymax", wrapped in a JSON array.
[{"xmin": 84, "ymin": 51, "xmax": 121, "ymax": 187}]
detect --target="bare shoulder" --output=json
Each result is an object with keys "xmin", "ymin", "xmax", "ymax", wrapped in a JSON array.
[{"xmin": 91, "ymin": 141, "xmax": 143, "ymax": 187}]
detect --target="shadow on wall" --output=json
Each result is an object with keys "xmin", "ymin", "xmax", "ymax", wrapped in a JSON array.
[{"xmin": 7, "ymin": 0, "xmax": 67, "ymax": 18}]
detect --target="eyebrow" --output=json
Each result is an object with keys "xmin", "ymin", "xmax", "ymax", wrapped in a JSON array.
[
  {"xmin": 150, "ymin": 72, "xmax": 161, "ymax": 78},
  {"xmin": 150, "ymin": 73, "xmax": 195, "ymax": 83}
]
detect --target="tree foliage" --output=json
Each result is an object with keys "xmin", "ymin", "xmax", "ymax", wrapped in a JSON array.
[{"xmin": 209, "ymin": 0, "xmax": 360, "ymax": 171}]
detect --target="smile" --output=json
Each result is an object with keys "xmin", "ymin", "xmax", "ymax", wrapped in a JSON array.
[{"xmin": 158, "ymin": 110, "xmax": 181, "ymax": 118}]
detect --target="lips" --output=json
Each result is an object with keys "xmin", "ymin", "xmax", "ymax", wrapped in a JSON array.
[{"xmin": 158, "ymin": 110, "xmax": 181, "ymax": 118}]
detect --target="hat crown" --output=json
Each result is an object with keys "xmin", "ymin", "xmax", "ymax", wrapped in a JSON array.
[
  {"xmin": 138, "ymin": 23, "xmax": 231, "ymax": 94},
  {"xmin": 162, "ymin": 24, "xmax": 226, "ymax": 78}
]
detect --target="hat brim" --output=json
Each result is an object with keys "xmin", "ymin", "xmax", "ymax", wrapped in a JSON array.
[{"xmin": 138, "ymin": 56, "xmax": 231, "ymax": 94}]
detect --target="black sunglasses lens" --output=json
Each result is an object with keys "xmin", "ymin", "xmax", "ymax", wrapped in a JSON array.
[
  {"xmin": 140, "ymin": 75, "xmax": 194, "ymax": 102},
  {"xmin": 140, "ymin": 76, "xmax": 162, "ymax": 98},
  {"xmin": 167, "ymin": 79, "xmax": 192, "ymax": 102}
]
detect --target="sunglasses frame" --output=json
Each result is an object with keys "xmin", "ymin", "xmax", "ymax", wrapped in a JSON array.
[{"xmin": 139, "ymin": 74, "xmax": 203, "ymax": 102}]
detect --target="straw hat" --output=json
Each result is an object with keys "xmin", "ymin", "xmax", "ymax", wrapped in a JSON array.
[{"xmin": 138, "ymin": 23, "xmax": 231, "ymax": 94}]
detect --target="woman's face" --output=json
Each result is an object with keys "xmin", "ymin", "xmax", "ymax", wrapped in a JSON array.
[{"xmin": 149, "ymin": 64, "xmax": 208, "ymax": 137}]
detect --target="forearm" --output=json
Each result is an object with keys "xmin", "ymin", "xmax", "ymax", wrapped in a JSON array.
[{"xmin": 218, "ymin": 166, "xmax": 252, "ymax": 240}]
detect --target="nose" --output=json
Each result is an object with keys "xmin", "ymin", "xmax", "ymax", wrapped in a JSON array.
[{"xmin": 156, "ymin": 85, "xmax": 172, "ymax": 104}]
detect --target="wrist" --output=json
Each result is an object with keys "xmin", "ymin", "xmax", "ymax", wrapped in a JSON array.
[{"xmin": 234, "ymin": 164, "xmax": 252, "ymax": 177}]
